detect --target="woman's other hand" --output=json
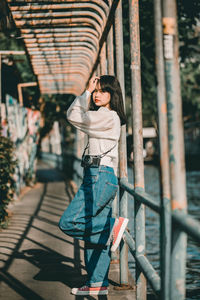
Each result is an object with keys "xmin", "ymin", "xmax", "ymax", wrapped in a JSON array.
[{"xmin": 87, "ymin": 76, "xmax": 99, "ymax": 93}]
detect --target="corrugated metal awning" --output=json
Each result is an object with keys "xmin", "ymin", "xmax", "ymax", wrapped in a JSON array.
[{"xmin": 7, "ymin": 0, "xmax": 118, "ymax": 95}]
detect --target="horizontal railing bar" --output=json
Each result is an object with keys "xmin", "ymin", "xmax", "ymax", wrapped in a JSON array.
[
  {"xmin": 136, "ymin": 254, "xmax": 161, "ymax": 295},
  {"xmin": 172, "ymin": 210, "xmax": 200, "ymax": 243},
  {"xmin": 123, "ymin": 230, "xmax": 135, "ymax": 253},
  {"xmin": 120, "ymin": 178, "xmax": 161, "ymax": 213},
  {"xmin": 123, "ymin": 230, "xmax": 160, "ymax": 295}
]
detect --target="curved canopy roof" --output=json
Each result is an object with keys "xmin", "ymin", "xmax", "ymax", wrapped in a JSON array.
[{"xmin": 7, "ymin": 0, "xmax": 119, "ymax": 95}]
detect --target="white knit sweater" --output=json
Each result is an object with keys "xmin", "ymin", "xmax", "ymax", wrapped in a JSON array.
[{"xmin": 67, "ymin": 90, "xmax": 121, "ymax": 174}]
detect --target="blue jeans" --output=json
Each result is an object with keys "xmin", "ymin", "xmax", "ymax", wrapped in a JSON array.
[{"xmin": 59, "ymin": 165, "xmax": 118, "ymax": 287}]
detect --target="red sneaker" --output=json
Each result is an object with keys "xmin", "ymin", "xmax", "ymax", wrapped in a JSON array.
[
  {"xmin": 71, "ymin": 285, "xmax": 108, "ymax": 295},
  {"xmin": 111, "ymin": 217, "xmax": 129, "ymax": 252}
]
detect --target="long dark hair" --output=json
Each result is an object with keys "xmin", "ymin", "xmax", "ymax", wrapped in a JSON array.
[{"xmin": 89, "ymin": 75, "xmax": 127, "ymax": 125}]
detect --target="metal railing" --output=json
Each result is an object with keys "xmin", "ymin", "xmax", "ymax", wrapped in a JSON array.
[
  {"xmin": 63, "ymin": 1, "xmax": 200, "ymax": 299},
  {"xmin": 117, "ymin": 1, "xmax": 200, "ymax": 299},
  {"xmin": 94, "ymin": 0, "xmax": 200, "ymax": 299},
  {"xmin": 119, "ymin": 177, "xmax": 200, "ymax": 299}
]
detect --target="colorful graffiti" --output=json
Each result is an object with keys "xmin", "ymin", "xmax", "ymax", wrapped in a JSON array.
[{"xmin": 1, "ymin": 94, "xmax": 41, "ymax": 196}]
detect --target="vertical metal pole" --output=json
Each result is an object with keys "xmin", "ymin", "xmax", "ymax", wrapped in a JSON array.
[
  {"xmin": 129, "ymin": 0, "xmax": 146, "ymax": 299},
  {"xmin": 162, "ymin": 1, "xmax": 187, "ymax": 299},
  {"xmin": 0, "ymin": 54, "xmax": 2, "ymax": 122},
  {"xmin": 107, "ymin": 0, "xmax": 115, "ymax": 75},
  {"xmin": 100, "ymin": 42, "xmax": 107, "ymax": 75},
  {"xmin": 115, "ymin": 0, "xmax": 129, "ymax": 286},
  {"xmin": 107, "ymin": 1, "xmax": 118, "ymax": 263},
  {"xmin": 154, "ymin": 0, "xmax": 171, "ymax": 299}
]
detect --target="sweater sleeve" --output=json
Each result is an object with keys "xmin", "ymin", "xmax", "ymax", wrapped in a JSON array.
[{"xmin": 66, "ymin": 90, "xmax": 116, "ymax": 139}]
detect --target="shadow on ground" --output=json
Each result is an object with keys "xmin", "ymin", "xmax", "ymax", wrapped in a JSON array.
[{"xmin": 0, "ymin": 163, "xmax": 101, "ymax": 299}]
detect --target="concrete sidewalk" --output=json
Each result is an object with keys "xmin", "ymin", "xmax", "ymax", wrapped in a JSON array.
[{"xmin": 0, "ymin": 161, "xmax": 135, "ymax": 300}]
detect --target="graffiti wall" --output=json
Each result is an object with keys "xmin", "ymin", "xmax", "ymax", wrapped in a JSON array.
[{"xmin": 1, "ymin": 94, "xmax": 41, "ymax": 196}]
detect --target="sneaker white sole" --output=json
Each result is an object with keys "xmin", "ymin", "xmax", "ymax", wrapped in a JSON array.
[
  {"xmin": 71, "ymin": 288, "xmax": 108, "ymax": 295},
  {"xmin": 111, "ymin": 218, "xmax": 129, "ymax": 252}
]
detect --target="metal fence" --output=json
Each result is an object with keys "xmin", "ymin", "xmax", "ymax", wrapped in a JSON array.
[
  {"xmin": 119, "ymin": 1, "xmax": 200, "ymax": 299},
  {"xmin": 71, "ymin": 1, "xmax": 200, "ymax": 300}
]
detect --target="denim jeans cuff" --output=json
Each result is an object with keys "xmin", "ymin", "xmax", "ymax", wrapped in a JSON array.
[{"xmin": 86, "ymin": 281, "xmax": 108, "ymax": 287}]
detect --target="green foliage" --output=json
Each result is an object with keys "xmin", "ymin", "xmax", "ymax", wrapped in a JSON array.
[
  {"xmin": 122, "ymin": 0, "xmax": 158, "ymax": 126},
  {"xmin": 0, "ymin": 1, "xmax": 12, "ymax": 32},
  {"xmin": 122, "ymin": 0, "xmax": 200, "ymax": 127},
  {"xmin": 0, "ymin": 134, "xmax": 17, "ymax": 227},
  {"xmin": 178, "ymin": 0, "xmax": 200, "ymax": 62},
  {"xmin": 181, "ymin": 61, "xmax": 200, "ymax": 120},
  {"xmin": 0, "ymin": 31, "xmax": 39, "ymax": 109}
]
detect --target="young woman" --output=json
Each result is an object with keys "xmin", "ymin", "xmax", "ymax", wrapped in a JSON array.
[{"xmin": 59, "ymin": 75, "xmax": 129, "ymax": 296}]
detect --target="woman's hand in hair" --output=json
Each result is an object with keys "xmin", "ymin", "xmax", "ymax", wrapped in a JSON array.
[{"xmin": 87, "ymin": 76, "xmax": 99, "ymax": 93}]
